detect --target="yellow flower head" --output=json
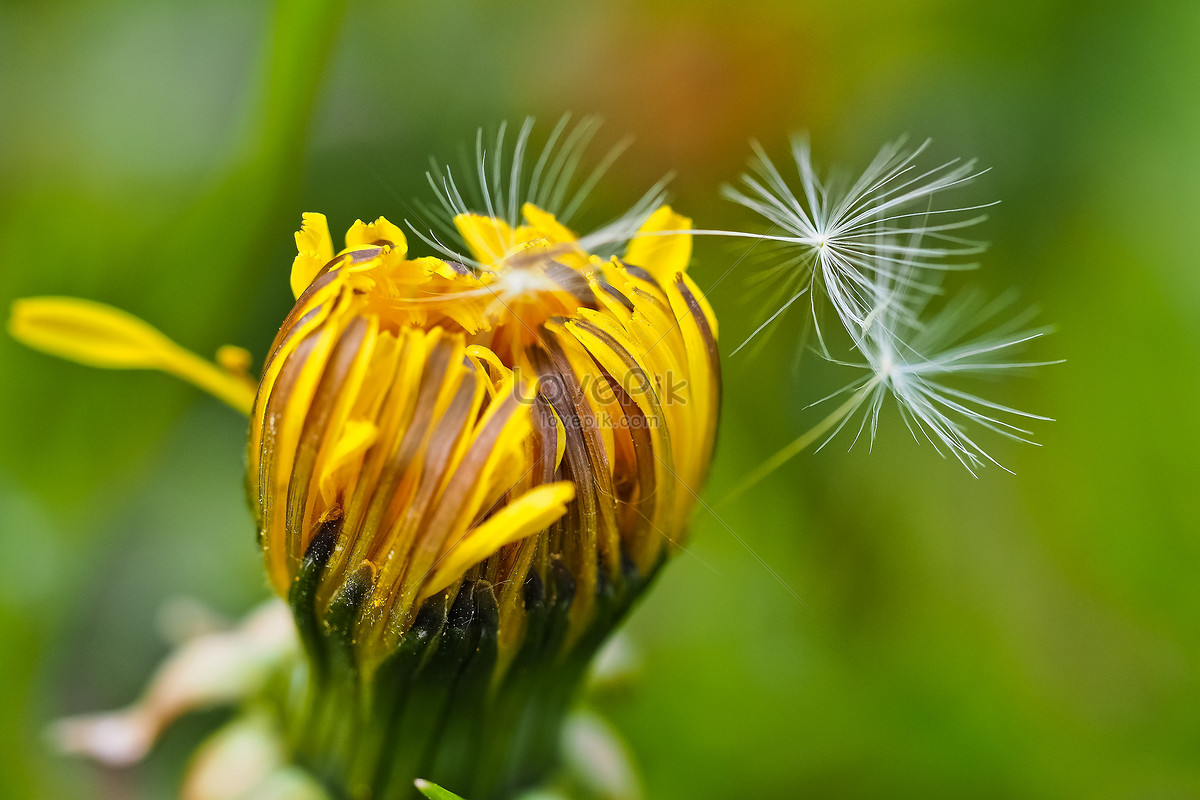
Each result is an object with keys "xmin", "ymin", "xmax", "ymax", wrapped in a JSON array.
[
  {"xmin": 254, "ymin": 197, "xmax": 720, "ymax": 668},
  {"xmin": 7, "ymin": 117, "xmax": 722, "ymax": 797}
]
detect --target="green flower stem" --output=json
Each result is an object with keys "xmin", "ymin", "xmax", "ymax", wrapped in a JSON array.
[{"xmin": 720, "ymin": 380, "xmax": 878, "ymax": 504}]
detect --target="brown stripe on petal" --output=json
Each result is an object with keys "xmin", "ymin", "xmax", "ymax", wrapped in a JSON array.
[
  {"xmin": 570, "ymin": 318, "xmax": 674, "ymax": 569},
  {"xmin": 266, "ymin": 267, "xmax": 346, "ymax": 367},
  {"xmin": 532, "ymin": 396, "xmax": 559, "ymax": 486},
  {"xmin": 394, "ymin": 383, "xmax": 524, "ymax": 618},
  {"xmin": 543, "ymin": 261, "xmax": 597, "ymax": 306},
  {"xmin": 597, "ymin": 280, "xmax": 636, "ymax": 314},
  {"xmin": 264, "ymin": 304, "xmax": 325, "ymax": 378},
  {"xmin": 284, "ymin": 315, "xmax": 369, "ymax": 564},
  {"xmin": 375, "ymin": 370, "xmax": 478, "ymax": 595},
  {"xmin": 332, "ymin": 334, "xmax": 458, "ymax": 593},
  {"xmin": 345, "ymin": 246, "xmax": 384, "ymax": 263},
  {"xmin": 630, "ymin": 285, "xmax": 674, "ymax": 322},
  {"xmin": 674, "ymin": 275, "xmax": 722, "ymax": 471},
  {"xmin": 674, "ymin": 277, "xmax": 721, "ymax": 383},
  {"xmin": 366, "ymin": 370, "xmax": 480, "ymax": 646},
  {"xmin": 317, "ymin": 332, "xmax": 410, "ymax": 599},
  {"xmin": 532, "ymin": 341, "xmax": 618, "ymax": 601},
  {"xmin": 371, "ymin": 345, "xmax": 474, "ymax": 554},
  {"xmin": 611, "ymin": 379, "xmax": 661, "ymax": 564},
  {"xmin": 250, "ymin": 301, "xmax": 336, "ymax": 481},
  {"xmin": 257, "ymin": 327, "xmax": 324, "ymax": 592},
  {"xmin": 618, "ymin": 261, "xmax": 661, "ymax": 290}
]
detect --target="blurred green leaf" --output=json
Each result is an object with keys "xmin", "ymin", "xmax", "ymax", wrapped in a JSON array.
[{"xmin": 415, "ymin": 778, "xmax": 467, "ymax": 800}]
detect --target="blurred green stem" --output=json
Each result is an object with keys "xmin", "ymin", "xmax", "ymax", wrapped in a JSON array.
[
  {"xmin": 250, "ymin": 0, "xmax": 350, "ymax": 173},
  {"xmin": 720, "ymin": 380, "xmax": 877, "ymax": 504},
  {"xmin": 143, "ymin": 0, "xmax": 350, "ymax": 341}
]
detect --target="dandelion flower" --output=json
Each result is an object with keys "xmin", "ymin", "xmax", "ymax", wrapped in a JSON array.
[
  {"xmin": 11, "ymin": 121, "xmax": 721, "ymax": 799},
  {"xmin": 257, "ymin": 190, "xmax": 721, "ymax": 796}
]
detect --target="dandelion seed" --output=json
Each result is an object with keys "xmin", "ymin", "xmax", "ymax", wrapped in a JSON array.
[
  {"xmin": 723, "ymin": 136, "xmax": 994, "ymax": 351},
  {"xmin": 723, "ymin": 292, "xmax": 1055, "ymax": 501},
  {"xmin": 843, "ymin": 289, "xmax": 1057, "ymax": 472},
  {"xmin": 716, "ymin": 137, "xmax": 1057, "ymax": 500}
]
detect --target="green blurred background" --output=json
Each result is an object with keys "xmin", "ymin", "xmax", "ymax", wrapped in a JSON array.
[{"xmin": 2, "ymin": 0, "xmax": 1198, "ymax": 797}]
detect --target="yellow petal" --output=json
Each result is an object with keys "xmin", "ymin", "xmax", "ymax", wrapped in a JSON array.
[
  {"xmin": 9, "ymin": 297, "xmax": 256, "ymax": 414},
  {"xmin": 415, "ymin": 256, "xmax": 466, "ymax": 280},
  {"xmin": 318, "ymin": 419, "xmax": 379, "ymax": 504},
  {"xmin": 550, "ymin": 403, "xmax": 567, "ymax": 470},
  {"xmin": 345, "ymin": 216, "xmax": 408, "ymax": 252},
  {"xmin": 679, "ymin": 270, "xmax": 719, "ymax": 340},
  {"xmin": 290, "ymin": 254, "xmax": 326, "ymax": 299},
  {"xmin": 623, "ymin": 205, "xmax": 693, "ymax": 284},
  {"xmin": 454, "ymin": 214, "xmax": 515, "ymax": 266},
  {"xmin": 465, "ymin": 344, "xmax": 516, "ymax": 396},
  {"xmin": 521, "ymin": 203, "xmax": 579, "ymax": 247},
  {"xmin": 11, "ymin": 296, "xmax": 174, "ymax": 368},
  {"xmin": 520, "ymin": 203, "xmax": 592, "ymax": 269},
  {"xmin": 420, "ymin": 481, "xmax": 576, "ymax": 600},
  {"xmin": 290, "ymin": 213, "xmax": 334, "ymax": 299},
  {"xmin": 296, "ymin": 212, "xmax": 334, "ymax": 260}
]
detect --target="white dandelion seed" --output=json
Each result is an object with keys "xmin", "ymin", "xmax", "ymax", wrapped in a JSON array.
[
  {"xmin": 823, "ymin": 198, "xmax": 1059, "ymax": 474},
  {"xmin": 722, "ymin": 289, "xmax": 1057, "ymax": 499},
  {"xmin": 722, "ymin": 136, "xmax": 995, "ymax": 354},
  {"xmin": 722, "ymin": 211, "xmax": 1058, "ymax": 500},
  {"xmin": 834, "ymin": 289, "xmax": 1058, "ymax": 475}
]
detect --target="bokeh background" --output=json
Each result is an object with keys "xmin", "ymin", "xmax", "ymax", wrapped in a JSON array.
[{"xmin": 2, "ymin": 0, "xmax": 1198, "ymax": 797}]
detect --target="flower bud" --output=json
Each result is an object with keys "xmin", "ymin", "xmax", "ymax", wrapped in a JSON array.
[{"xmin": 250, "ymin": 202, "xmax": 720, "ymax": 797}]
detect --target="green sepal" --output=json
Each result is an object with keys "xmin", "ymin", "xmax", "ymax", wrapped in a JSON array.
[
  {"xmin": 425, "ymin": 581, "xmax": 500, "ymax": 784},
  {"xmin": 353, "ymin": 592, "xmax": 450, "ymax": 795},
  {"xmin": 378, "ymin": 582, "xmax": 481, "ymax": 798},
  {"xmin": 288, "ymin": 518, "xmax": 339, "ymax": 679},
  {"xmin": 324, "ymin": 560, "xmax": 377, "ymax": 683}
]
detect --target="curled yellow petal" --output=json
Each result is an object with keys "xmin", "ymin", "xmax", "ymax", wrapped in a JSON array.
[
  {"xmin": 454, "ymin": 214, "xmax": 515, "ymax": 265},
  {"xmin": 345, "ymin": 217, "xmax": 408, "ymax": 252},
  {"xmin": 291, "ymin": 212, "xmax": 335, "ymax": 299},
  {"xmin": 521, "ymin": 203, "xmax": 579, "ymax": 247},
  {"xmin": 420, "ymin": 481, "xmax": 576, "ymax": 600},
  {"xmin": 317, "ymin": 419, "xmax": 378, "ymax": 504},
  {"xmin": 9, "ymin": 297, "xmax": 257, "ymax": 414},
  {"xmin": 623, "ymin": 205, "xmax": 693, "ymax": 284}
]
